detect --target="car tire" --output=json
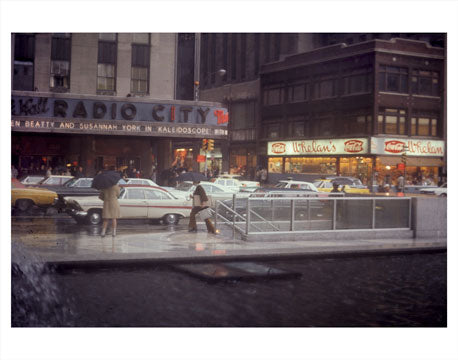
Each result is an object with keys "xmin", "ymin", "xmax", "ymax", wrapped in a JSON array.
[
  {"xmin": 440, "ymin": 193, "xmax": 447, "ymax": 197},
  {"xmin": 163, "ymin": 213, "xmax": 179, "ymax": 225},
  {"xmin": 16, "ymin": 199, "xmax": 33, "ymax": 212},
  {"xmin": 87, "ymin": 209, "xmax": 103, "ymax": 225}
]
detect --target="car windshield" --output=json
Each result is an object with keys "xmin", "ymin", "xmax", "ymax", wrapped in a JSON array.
[
  {"xmin": 175, "ymin": 182, "xmax": 194, "ymax": 191},
  {"xmin": 274, "ymin": 182, "xmax": 287, "ymax": 188},
  {"xmin": 63, "ymin": 178, "xmax": 79, "ymax": 187}
]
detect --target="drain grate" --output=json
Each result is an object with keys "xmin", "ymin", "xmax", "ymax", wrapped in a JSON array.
[{"xmin": 172, "ymin": 262, "xmax": 301, "ymax": 282}]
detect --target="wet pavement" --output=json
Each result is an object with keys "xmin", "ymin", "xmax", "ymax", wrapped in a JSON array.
[{"xmin": 11, "ymin": 215, "xmax": 447, "ymax": 267}]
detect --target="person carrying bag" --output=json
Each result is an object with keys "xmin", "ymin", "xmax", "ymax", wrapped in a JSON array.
[{"xmin": 188, "ymin": 181, "xmax": 217, "ymax": 234}]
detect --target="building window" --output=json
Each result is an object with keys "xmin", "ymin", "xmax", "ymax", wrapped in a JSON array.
[
  {"xmin": 313, "ymin": 77, "xmax": 337, "ymax": 99},
  {"xmin": 13, "ymin": 33, "xmax": 35, "ymax": 91},
  {"xmin": 412, "ymin": 69, "xmax": 439, "ymax": 96},
  {"xmin": 287, "ymin": 81, "xmax": 308, "ymax": 103},
  {"xmin": 266, "ymin": 123, "xmax": 280, "ymax": 138},
  {"xmin": 231, "ymin": 101, "xmax": 256, "ymax": 130},
  {"xmin": 290, "ymin": 121, "xmax": 305, "ymax": 137},
  {"xmin": 97, "ymin": 33, "xmax": 117, "ymax": 93},
  {"xmin": 342, "ymin": 114, "xmax": 372, "ymax": 135},
  {"xmin": 50, "ymin": 33, "xmax": 71, "ymax": 91},
  {"xmin": 377, "ymin": 108, "xmax": 406, "ymax": 135},
  {"xmin": 411, "ymin": 115, "xmax": 438, "ymax": 136},
  {"xmin": 343, "ymin": 68, "xmax": 373, "ymax": 95},
  {"xmin": 263, "ymin": 87, "xmax": 284, "ymax": 105},
  {"xmin": 131, "ymin": 34, "xmax": 150, "ymax": 94},
  {"xmin": 378, "ymin": 65, "xmax": 408, "ymax": 93}
]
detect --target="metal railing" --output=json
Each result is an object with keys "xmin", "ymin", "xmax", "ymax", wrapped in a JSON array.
[{"xmin": 214, "ymin": 195, "xmax": 412, "ymax": 237}]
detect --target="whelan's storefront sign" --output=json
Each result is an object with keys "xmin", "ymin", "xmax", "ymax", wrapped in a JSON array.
[
  {"xmin": 11, "ymin": 93, "xmax": 228, "ymax": 138},
  {"xmin": 370, "ymin": 137, "xmax": 445, "ymax": 157},
  {"xmin": 268, "ymin": 138, "xmax": 369, "ymax": 156}
]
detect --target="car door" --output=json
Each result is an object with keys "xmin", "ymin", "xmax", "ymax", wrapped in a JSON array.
[
  {"xmin": 144, "ymin": 189, "xmax": 166, "ymax": 218},
  {"xmin": 119, "ymin": 188, "xmax": 148, "ymax": 218}
]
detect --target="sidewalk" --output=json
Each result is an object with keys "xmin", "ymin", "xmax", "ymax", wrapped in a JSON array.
[{"xmin": 12, "ymin": 223, "xmax": 447, "ymax": 268}]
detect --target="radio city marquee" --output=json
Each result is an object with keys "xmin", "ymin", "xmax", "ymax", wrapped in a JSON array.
[
  {"xmin": 11, "ymin": 95, "xmax": 228, "ymax": 138},
  {"xmin": 268, "ymin": 138, "xmax": 368, "ymax": 156}
]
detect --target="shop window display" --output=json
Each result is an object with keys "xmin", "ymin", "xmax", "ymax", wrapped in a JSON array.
[{"xmin": 283, "ymin": 157, "xmax": 337, "ymax": 175}]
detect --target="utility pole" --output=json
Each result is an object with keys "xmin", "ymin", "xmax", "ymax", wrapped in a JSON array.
[{"xmin": 402, "ymin": 145, "xmax": 408, "ymax": 194}]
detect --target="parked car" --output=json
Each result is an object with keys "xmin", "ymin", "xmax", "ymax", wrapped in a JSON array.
[
  {"xmin": 125, "ymin": 178, "xmax": 159, "ymax": 186},
  {"xmin": 12, "ymin": 178, "xmax": 58, "ymax": 212},
  {"xmin": 420, "ymin": 183, "xmax": 447, "ymax": 197},
  {"xmin": 314, "ymin": 179, "xmax": 370, "ymax": 194},
  {"xmin": 34, "ymin": 175, "xmax": 74, "ymax": 187},
  {"xmin": 316, "ymin": 176, "xmax": 367, "ymax": 188},
  {"xmin": 274, "ymin": 180, "xmax": 319, "ymax": 192},
  {"xmin": 64, "ymin": 185, "xmax": 192, "ymax": 225},
  {"xmin": 168, "ymin": 181, "xmax": 237, "ymax": 207},
  {"xmin": 31, "ymin": 177, "xmax": 100, "ymax": 210},
  {"xmin": 19, "ymin": 175, "xmax": 45, "ymax": 185},
  {"xmin": 213, "ymin": 174, "xmax": 260, "ymax": 191}
]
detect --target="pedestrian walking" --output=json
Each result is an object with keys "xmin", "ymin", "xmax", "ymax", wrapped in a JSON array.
[
  {"xmin": 330, "ymin": 182, "xmax": 340, "ymax": 194},
  {"xmin": 75, "ymin": 166, "xmax": 85, "ymax": 178},
  {"xmin": 100, "ymin": 184, "xmax": 121, "ymax": 237},
  {"xmin": 188, "ymin": 181, "xmax": 218, "ymax": 234},
  {"xmin": 260, "ymin": 168, "xmax": 267, "ymax": 185},
  {"xmin": 46, "ymin": 166, "xmax": 52, "ymax": 177}
]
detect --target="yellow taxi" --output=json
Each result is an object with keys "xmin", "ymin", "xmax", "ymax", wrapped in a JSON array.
[
  {"xmin": 313, "ymin": 179, "xmax": 370, "ymax": 194},
  {"xmin": 12, "ymin": 178, "xmax": 58, "ymax": 212}
]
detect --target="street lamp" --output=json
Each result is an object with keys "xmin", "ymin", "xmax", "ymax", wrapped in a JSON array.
[{"xmin": 194, "ymin": 69, "xmax": 226, "ymax": 102}]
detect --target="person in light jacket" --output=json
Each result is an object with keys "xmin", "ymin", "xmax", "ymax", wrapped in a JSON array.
[
  {"xmin": 100, "ymin": 184, "xmax": 121, "ymax": 237},
  {"xmin": 188, "ymin": 181, "xmax": 217, "ymax": 234}
]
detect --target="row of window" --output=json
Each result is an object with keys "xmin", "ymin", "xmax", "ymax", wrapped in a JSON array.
[
  {"xmin": 263, "ymin": 65, "xmax": 440, "ymax": 105},
  {"xmin": 13, "ymin": 33, "xmax": 151, "ymax": 95},
  {"xmin": 263, "ymin": 109, "xmax": 438, "ymax": 139}
]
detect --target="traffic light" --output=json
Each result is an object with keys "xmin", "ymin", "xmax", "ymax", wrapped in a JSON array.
[
  {"xmin": 207, "ymin": 139, "xmax": 215, "ymax": 151},
  {"xmin": 202, "ymin": 139, "xmax": 208, "ymax": 150}
]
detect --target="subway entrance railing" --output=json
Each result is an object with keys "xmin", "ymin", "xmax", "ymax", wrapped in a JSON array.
[{"xmin": 213, "ymin": 195, "xmax": 412, "ymax": 238}]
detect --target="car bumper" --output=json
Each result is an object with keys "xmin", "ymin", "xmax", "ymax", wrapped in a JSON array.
[{"xmin": 66, "ymin": 208, "xmax": 88, "ymax": 219}]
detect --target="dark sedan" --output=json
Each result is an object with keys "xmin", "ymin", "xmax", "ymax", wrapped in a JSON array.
[{"xmin": 36, "ymin": 177, "xmax": 100, "ymax": 210}]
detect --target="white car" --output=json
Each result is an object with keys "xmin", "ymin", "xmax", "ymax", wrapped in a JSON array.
[
  {"xmin": 64, "ymin": 185, "xmax": 192, "ymax": 225},
  {"xmin": 168, "ymin": 181, "xmax": 237, "ymax": 207},
  {"xmin": 20, "ymin": 175, "xmax": 45, "ymax": 185},
  {"xmin": 420, "ymin": 183, "xmax": 447, "ymax": 197},
  {"xmin": 214, "ymin": 174, "xmax": 260, "ymax": 191},
  {"xmin": 274, "ymin": 180, "xmax": 319, "ymax": 192},
  {"xmin": 125, "ymin": 178, "xmax": 158, "ymax": 186}
]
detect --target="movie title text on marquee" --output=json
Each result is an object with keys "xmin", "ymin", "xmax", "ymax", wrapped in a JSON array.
[{"xmin": 11, "ymin": 119, "xmax": 228, "ymax": 138}]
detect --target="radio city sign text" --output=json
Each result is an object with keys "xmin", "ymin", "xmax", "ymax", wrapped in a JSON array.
[
  {"xmin": 11, "ymin": 95, "xmax": 228, "ymax": 126},
  {"xmin": 268, "ymin": 139, "xmax": 368, "ymax": 156}
]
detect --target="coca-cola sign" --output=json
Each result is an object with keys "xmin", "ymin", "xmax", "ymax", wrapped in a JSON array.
[
  {"xmin": 371, "ymin": 137, "xmax": 444, "ymax": 157},
  {"xmin": 384, "ymin": 140, "xmax": 406, "ymax": 154},
  {"xmin": 267, "ymin": 138, "xmax": 368, "ymax": 156},
  {"xmin": 344, "ymin": 140, "xmax": 364, "ymax": 153},
  {"xmin": 271, "ymin": 142, "xmax": 286, "ymax": 154}
]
